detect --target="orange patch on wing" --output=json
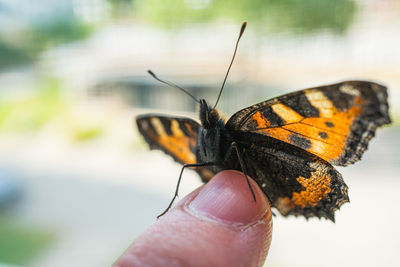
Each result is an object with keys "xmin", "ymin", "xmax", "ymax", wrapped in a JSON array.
[
  {"xmin": 259, "ymin": 127, "xmax": 291, "ymax": 143},
  {"xmin": 307, "ymin": 141, "xmax": 342, "ymax": 162},
  {"xmin": 307, "ymin": 101, "xmax": 362, "ymax": 161},
  {"xmin": 301, "ymin": 118, "xmax": 345, "ymax": 134},
  {"xmin": 252, "ymin": 111, "xmax": 270, "ymax": 128},
  {"xmin": 291, "ymin": 175, "xmax": 331, "ymax": 207},
  {"xmin": 253, "ymin": 95, "xmax": 364, "ymax": 163},
  {"xmin": 282, "ymin": 123, "xmax": 343, "ymax": 144},
  {"xmin": 276, "ymin": 162, "xmax": 332, "ymax": 213},
  {"xmin": 281, "ymin": 123, "xmax": 344, "ymax": 161},
  {"xmin": 151, "ymin": 118, "xmax": 197, "ymax": 164}
]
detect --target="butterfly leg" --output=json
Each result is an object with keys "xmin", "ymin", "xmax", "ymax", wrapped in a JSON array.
[
  {"xmin": 157, "ymin": 162, "xmax": 215, "ymax": 219},
  {"xmin": 231, "ymin": 142, "xmax": 257, "ymax": 202}
]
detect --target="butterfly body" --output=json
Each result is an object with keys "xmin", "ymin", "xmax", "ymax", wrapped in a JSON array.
[
  {"xmin": 196, "ymin": 100, "xmax": 228, "ymax": 169},
  {"xmin": 137, "ymin": 80, "xmax": 390, "ymax": 221}
]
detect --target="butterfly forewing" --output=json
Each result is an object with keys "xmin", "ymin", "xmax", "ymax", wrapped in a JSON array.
[
  {"xmin": 226, "ymin": 81, "xmax": 391, "ymax": 166},
  {"xmin": 136, "ymin": 115, "xmax": 216, "ymax": 181}
]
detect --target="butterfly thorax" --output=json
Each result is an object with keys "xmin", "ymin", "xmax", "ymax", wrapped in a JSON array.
[{"xmin": 197, "ymin": 99, "xmax": 231, "ymax": 166}]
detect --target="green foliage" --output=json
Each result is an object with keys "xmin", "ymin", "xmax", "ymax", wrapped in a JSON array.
[
  {"xmin": 0, "ymin": 219, "xmax": 54, "ymax": 265},
  {"xmin": 73, "ymin": 127, "xmax": 104, "ymax": 142},
  {"xmin": 0, "ymin": 78, "xmax": 65, "ymax": 132},
  {"xmin": 132, "ymin": 0, "xmax": 357, "ymax": 34},
  {"xmin": 26, "ymin": 19, "xmax": 93, "ymax": 55},
  {"xmin": 0, "ymin": 41, "xmax": 32, "ymax": 69},
  {"xmin": 0, "ymin": 77, "xmax": 105, "ymax": 142},
  {"xmin": 0, "ymin": 19, "xmax": 93, "ymax": 69}
]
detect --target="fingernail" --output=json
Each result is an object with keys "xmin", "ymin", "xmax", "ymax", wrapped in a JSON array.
[{"xmin": 188, "ymin": 170, "xmax": 268, "ymax": 225}]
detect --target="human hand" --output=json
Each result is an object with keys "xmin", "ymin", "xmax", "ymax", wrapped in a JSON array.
[{"xmin": 114, "ymin": 170, "xmax": 273, "ymax": 267}]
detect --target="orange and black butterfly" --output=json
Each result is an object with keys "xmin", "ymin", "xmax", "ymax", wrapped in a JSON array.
[{"xmin": 136, "ymin": 23, "xmax": 391, "ymax": 221}]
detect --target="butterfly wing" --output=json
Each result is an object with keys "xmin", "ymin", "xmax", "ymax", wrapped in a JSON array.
[
  {"xmin": 136, "ymin": 115, "xmax": 215, "ymax": 181},
  {"xmin": 226, "ymin": 81, "xmax": 391, "ymax": 166},
  {"xmin": 232, "ymin": 132, "xmax": 348, "ymax": 221}
]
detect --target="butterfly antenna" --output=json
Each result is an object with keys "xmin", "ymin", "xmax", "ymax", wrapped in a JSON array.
[
  {"xmin": 147, "ymin": 70, "xmax": 200, "ymax": 104},
  {"xmin": 213, "ymin": 21, "xmax": 247, "ymax": 109}
]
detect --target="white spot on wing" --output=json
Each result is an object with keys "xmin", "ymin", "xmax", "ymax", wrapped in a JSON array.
[
  {"xmin": 171, "ymin": 120, "xmax": 184, "ymax": 137},
  {"xmin": 271, "ymin": 103, "xmax": 303, "ymax": 123},
  {"xmin": 150, "ymin": 117, "xmax": 166, "ymax": 135},
  {"xmin": 339, "ymin": 84, "xmax": 360, "ymax": 96},
  {"xmin": 140, "ymin": 120, "xmax": 149, "ymax": 130},
  {"xmin": 305, "ymin": 90, "xmax": 334, "ymax": 117}
]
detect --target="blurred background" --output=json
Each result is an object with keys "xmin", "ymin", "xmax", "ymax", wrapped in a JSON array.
[{"xmin": 0, "ymin": 0, "xmax": 399, "ymax": 266}]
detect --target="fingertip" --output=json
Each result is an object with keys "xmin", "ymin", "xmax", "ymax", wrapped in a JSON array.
[
  {"xmin": 188, "ymin": 170, "xmax": 271, "ymax": 225},
  {"xmin": 116, "ymin": 170, "xmax": 273, "ymax": 267}
]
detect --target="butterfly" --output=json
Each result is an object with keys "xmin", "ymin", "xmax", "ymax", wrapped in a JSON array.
[{"xmin": 136, "ymin": 22, "xmax": 391, "ymax": 221}]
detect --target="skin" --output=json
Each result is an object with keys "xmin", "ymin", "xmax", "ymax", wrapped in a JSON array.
[{"xmin": 114, "ymin": 170, "xmax": 273, "ymax": 267}]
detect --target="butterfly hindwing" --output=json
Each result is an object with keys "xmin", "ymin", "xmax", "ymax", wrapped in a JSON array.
[
  {"xmin": 229, "ymin": 131, "xmax": 348, "ymax": 221},
  {"xmin": 136, "ymin": 115, "xmax": 216, "ymax": 181},
  {"xmin": 226, "ymin": 81, "xmax": 391, "ymax": 166}
]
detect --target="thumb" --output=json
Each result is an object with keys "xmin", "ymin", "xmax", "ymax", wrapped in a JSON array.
[{"xmin": 115, "ymin": 170, "xmax": 273, "ymax": 267}]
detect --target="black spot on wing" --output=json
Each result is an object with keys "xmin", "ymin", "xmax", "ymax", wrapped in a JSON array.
[
  {"xmin": 160, "ymin": 118, "xmax": 172, "ymax": 135},
  {"xmin": 178, "ymin": 121, "xmax": 193, "ymax": 137},
  {"xmin": 261, "ymin": 106, "xmax": 285, "ymax": 126},
  {"xmin": 288, "ymin": 134, "xmax": 312, "ymax": 150},
  {"xmin": 358, "ymin": 82, "xmax": 390, "ymax": 124},
  {"xmin": 322, "ymin": 86, "xmax": 355, "ymax": 111},
  {"xmin": 319, "ymin": 132, "xmax": 328, "ymax": 139},
  {"xmin": 281, "ymin": 92, "xmax": 320, "ymax": 117},
  {"xmin": 246, "ymin": 119, "xmax": 259, "ymax": 130},
  {"xmin": 325, "ymin": 121, "xmax": 334, "ymax": 128}
]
